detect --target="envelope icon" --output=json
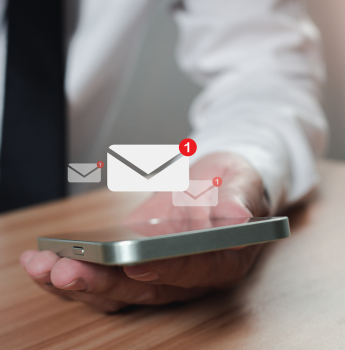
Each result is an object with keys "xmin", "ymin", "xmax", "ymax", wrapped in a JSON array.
[
  {"xmin": 68, "ymin": 163, "xmax": 101, "ymax": 183},
  {"xmin": 107, "ymin": 145, "xmax": 189, "ymax": 191},
  {"xmin": 172, "ymin": 180, "xmax": 218, "ymax": 206}
]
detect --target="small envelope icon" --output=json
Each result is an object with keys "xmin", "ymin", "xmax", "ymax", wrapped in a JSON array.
[
  {"xmin": 68, "ymin": 164, "xmax": 101, "ymax": 183},
  {"xmin": 172, "ymin": 180, "xmax": 218, "ymax": 206},
  {"xmin": 107, "ymin": 145, "xmax": 189, "ymax": 191}
]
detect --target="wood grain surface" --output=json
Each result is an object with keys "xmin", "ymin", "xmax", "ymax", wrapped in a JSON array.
[{"xmin": 1, "ymin": 160, "xmax": 344, "ymax": 349}]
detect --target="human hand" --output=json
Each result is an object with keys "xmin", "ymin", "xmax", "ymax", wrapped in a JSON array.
[{"xmin": 20, "ymin": 153, "xmax": 270, "ymax": 312}]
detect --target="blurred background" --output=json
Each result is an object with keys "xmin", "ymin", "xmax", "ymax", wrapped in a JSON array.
[
  {"xmin": 112, "ymin": 0, "xmax": 345, "ymax": 160},
  {"xmin": 308, "ymin": 0, "xmax": 345, "ymax": 159}
]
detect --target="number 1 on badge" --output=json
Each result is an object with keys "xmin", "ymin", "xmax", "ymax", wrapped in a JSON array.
[{"xmin": 179, "ymin": 138, "xmax": 197, "ymax": 156}]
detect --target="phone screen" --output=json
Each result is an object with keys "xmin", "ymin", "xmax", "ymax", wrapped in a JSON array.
[{"xmin": 45, "ymin": 217, "xmax": 273, "ymax": 243}]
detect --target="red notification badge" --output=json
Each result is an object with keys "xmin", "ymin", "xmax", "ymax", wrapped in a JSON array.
[
  {"xmin": 97, "ymin": 161, "xmax": 104, "ymax": 169},
  {"xmin": 212, "ymin": 177, "xmax": 222, "ymax": 187},
  {"xmin": 179, "ymin": 138, "xmax": 197, "ymax": 156}
]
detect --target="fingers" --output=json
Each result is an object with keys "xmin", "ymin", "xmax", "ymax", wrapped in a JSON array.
[
  {"xmin": 22, "ymin": 251, "xmax": 129, "ymax": 312},
  {"xmin": 21, "ymin": 250, "xmax": 60, "ymax": 284},
  {"xmin": 44, "ymin": 283, "xmax": 128, "ymax": 313},
  {"xmin": 20, "ymin": 249, "xmax": 38, "ymax": 266},
  {"xmin": 37, "ymin": 281, "xmax": 128, "ymax": 313},
  {"xmin": 21, "ymin": 250, "xmax": 75, "ymax": 302},
  {"xmin": 124, "ymin": 244, "xmax": 263, "ymax": 289},
  {"xmin": 49, "ymin": 256, "xmax": 210, "ymax": 305},
  {"xmin": 49, "ymin": 257, "xmax": 155, "ymax": 303},
  {"xmin": 21, "ymin": 250, "xmax": 209, "ymax": 308},
  {"xmin": 67, "ymin": 292, "xmax": 128, "ymax": 313}
]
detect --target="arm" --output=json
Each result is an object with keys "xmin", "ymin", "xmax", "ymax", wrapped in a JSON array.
[
  {"xmin": 20, "ymin": 0, "xmax": 327, "ymax": 312},
  {"xmin": 174, "ymin": 0, "xmax": 328, "ymax": 213}
]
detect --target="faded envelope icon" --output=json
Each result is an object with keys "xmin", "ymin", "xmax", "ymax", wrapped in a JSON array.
[
  {"xmin": 172, "ymin": 180, "xmax": 218, "ymax": 206},
  {"xmin": 107, "ymin": 145, "xmax": 189, "ymax": 191},
  {"xmin": 68, "ymin": 163, "xmax": 101, "ymax": 183}
]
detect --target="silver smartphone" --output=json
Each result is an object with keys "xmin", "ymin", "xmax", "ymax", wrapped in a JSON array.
[{"xmin": 37, "ymin": 217, "xmax": 290, "ymax": 266}]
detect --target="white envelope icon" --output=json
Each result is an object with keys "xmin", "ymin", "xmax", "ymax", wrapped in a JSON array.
[
  {"xmin": 107, "ymin": 145, "xmax": 189, "ymax": 191},
  {"xmin": 68, "ymin": 163, "xmax": 101, "ymax": 183},
  {"xmin": 172, "ymin": 180, "xmax": 218, "ymax": 206}
]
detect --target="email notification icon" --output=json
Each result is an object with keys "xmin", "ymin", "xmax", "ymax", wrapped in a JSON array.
[
  {"xmin": 68, "ymin": 163, "xmax": 103, "ymax": 183},
  {"xmin": 107, "ymin": 145, "xmax": 189, "ymax": 191},
  {"xmin": 172, "ymin": 180, "xmax": 218, "ymax": 206}
]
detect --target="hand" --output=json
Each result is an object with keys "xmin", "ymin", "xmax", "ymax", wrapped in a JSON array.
[{"xmin": 20, "ymin": 153, "xmax": 270, "ymax": 312}]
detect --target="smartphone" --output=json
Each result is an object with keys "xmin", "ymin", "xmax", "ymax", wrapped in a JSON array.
[{"xmin": 37, "ymin": 217, "xmax": 290, "ymax": 266}]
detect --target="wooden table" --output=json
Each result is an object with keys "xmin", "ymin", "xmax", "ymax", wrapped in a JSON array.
[{"xmin": 1, "ymin": 160, "xmax": 345, "ymax": 349}]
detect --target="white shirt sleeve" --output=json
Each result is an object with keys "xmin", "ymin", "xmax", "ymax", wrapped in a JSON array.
[{"xmin": 173, "ymin": 0, "xmax": 329, "ymax": 213}]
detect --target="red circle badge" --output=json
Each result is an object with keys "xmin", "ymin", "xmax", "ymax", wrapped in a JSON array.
[
  {"xmin": 212, "ymin": 177, "xmax": 222, "ymax": 187},
  {"xmin": 179, "ymin": 138, "xmax": 197, "ymax": 156},
  {"xmin": 97, "ymin": 161, "xmax": 104, "ymax": 169}
]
